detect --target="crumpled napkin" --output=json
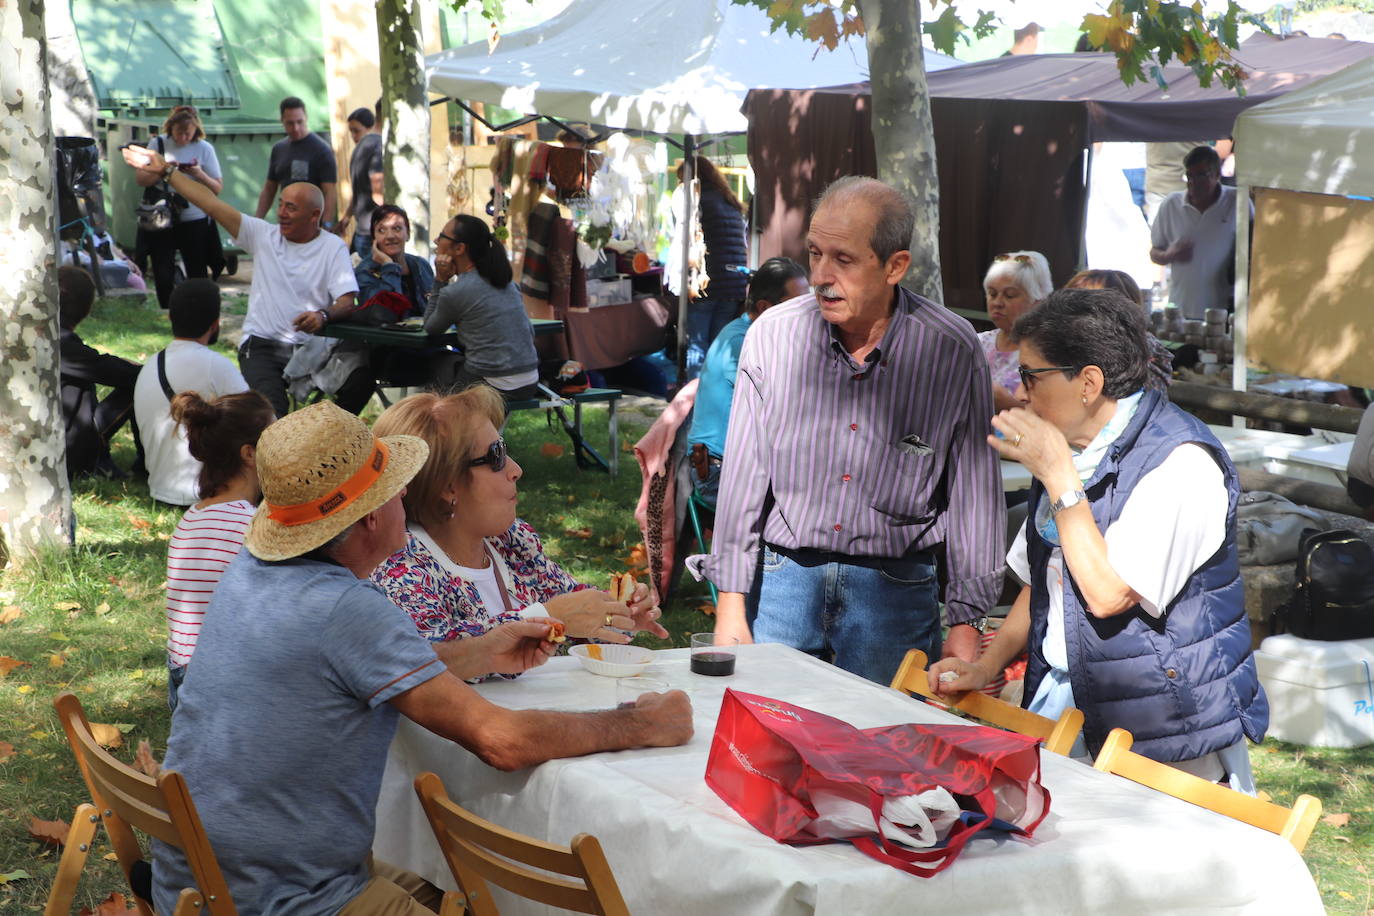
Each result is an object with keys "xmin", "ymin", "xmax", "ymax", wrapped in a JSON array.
[{"xmin": 806, "ymin": 787, "xmax": 962, "ymax": 848}]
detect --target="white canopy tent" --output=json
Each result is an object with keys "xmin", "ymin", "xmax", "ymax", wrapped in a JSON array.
[
  {"xmin": 425, "ymin": 0, "xmax": 958, "ymax": 374},
  {"xmin": 1232, "ymin": 57, "xmax": 1374, "ymax": 392}
]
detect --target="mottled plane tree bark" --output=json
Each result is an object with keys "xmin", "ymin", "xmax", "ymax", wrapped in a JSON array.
[
  {"xmin": 0, "ymin": 0, "xmax": 74, "ymax": 565},
  {"xmin": 377, "ymin": 0, "xmax": 433, "ymax": 256}
]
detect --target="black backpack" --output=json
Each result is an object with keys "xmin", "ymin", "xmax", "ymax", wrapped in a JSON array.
[{"xmin": 1278, "ymin": 528, "xmax": 1374, "ymax": 641}]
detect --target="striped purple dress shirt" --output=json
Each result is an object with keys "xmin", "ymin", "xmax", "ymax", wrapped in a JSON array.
[{"xmin": 694, "ymin": 288, "xmax": 1007, "ymax": 625}]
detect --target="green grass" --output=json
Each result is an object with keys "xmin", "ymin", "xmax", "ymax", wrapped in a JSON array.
[{"xmin": 1, "ymin": 293, "xmax": 1371, "ymax": 912}]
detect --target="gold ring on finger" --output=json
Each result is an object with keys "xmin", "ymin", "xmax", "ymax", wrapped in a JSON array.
[
  {"xmin": 605, "ymin": 614, "xmax": 615, "ymax": 626},
  {"xmin": 1012, "ymin": 434, "xmax": 1023, "ymax": 447}
]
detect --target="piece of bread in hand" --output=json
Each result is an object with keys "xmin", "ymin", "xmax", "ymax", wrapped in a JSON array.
[
  {"xmin": 547, "ymin": 621, "xmax": 567, "ymax": 644},
  {"xmin": 610, "ymin": 572, "xmax": 637, "ymax": 603}
]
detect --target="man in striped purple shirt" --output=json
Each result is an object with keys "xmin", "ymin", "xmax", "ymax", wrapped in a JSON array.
[{"xmin": 691, "ymin": 176, "xmax": 1006, "ymax": 684}]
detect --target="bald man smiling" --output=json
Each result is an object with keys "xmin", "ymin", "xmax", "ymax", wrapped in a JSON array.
[{"xmin": 125, "ymin": 144, "xmax": 358, "ymax": 417}]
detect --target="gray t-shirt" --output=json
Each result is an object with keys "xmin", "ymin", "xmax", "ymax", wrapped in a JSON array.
[
  {"xmin": 267, "ymin": 132, "xmax": 337, "ymax": 189},
  {"xmin": 151, "ymin": 551, "xmax": 442, "ymax": 915},
  {"xmin": 424, "ymin": 270, "xmax": 539, "ymax": 377},
  {"xmin": 158, "ymin": 136, "xmax": 221, "ymax": 223},
  {"xmin": 350, "ymin": 133, "xmax": 384, "ymax": 235}
]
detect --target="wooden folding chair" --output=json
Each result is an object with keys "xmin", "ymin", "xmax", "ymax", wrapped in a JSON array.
[
  {"xmin": 46, "ymin": 692, "xmax": 236, "ymax": 916},
  {"xmin": 414, "ymin": 771, "xmax": 630, "ymax": 916},
  {"xmin": 1092, "ymin": 727, "xmax": 1322, "ymax": 853},
  {"xmin": 889, "ymin": 648, "xmax": 1085, "ymax": 756}
]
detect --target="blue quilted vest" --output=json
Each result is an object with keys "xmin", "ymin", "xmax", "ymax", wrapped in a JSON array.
[{"xmin": 1023, "ymin": 389, "xmax": 1268, "ymax": 761}]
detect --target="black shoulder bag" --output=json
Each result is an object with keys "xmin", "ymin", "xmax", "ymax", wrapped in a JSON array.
[{"xmin": 1278, "ymin": 528, "xmax": 1374, "ymax": 640}]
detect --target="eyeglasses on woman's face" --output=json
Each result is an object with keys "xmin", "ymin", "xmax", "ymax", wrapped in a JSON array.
[
  {"xmin": 468, "ymin": 437, "xmax": 508, "ymax": 472},
  {"xmin": 1018, "ymin": 364, "xmax": 1078, "ymax": 391}
]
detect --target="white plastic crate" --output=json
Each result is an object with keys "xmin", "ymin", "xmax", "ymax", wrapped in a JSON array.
[{"xmin": 1255, "ymin": 634, "xmax": 1374, "ymax": 748}]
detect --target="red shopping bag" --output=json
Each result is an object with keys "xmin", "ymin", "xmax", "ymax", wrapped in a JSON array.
[{"xmin": 705, "ymin": 689, "xmax": 1050, "ymax": 877}]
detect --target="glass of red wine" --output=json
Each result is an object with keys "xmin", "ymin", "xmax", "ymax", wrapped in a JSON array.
[{"xmin": 690, "ymin": 632, "xmax": 740, "ymax": 677}]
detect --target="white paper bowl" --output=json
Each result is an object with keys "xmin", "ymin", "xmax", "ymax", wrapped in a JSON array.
[{"xmin": 569, "ymin": 643, "xmax": 654, "ymax": 677}]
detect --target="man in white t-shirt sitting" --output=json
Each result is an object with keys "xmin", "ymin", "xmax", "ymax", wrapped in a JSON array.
[
  {"xmin": 122, "ymin": 143, "xmax": 358, "ymax": 417},
  {"xmin": 134, "ymin": 279, "xmax": 249, "ymax": 505}
]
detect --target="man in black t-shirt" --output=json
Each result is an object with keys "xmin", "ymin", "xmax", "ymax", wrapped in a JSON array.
[
  {"xmin": 339, "ymin": 106, "xmax": 385, "ymax": 256},
  {"xmin": 255, "ymin": 96, "xmax": 338, "ymax": 230}
]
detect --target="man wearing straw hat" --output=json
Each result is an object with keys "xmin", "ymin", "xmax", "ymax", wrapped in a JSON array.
[{"xmin": 151, "ymin": 401, "xmax": 692, "ymax": 915}]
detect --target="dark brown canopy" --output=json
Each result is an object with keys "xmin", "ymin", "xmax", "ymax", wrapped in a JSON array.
[{"xmin": 745, "ymin": 34, "xmax": 1374, "ymax": 312}]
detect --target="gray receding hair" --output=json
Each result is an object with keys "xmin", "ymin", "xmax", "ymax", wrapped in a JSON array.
[
  {"xmin": 1010, "ymin": 288, "xmax": 1151, "ymax": 399},
  {"xmin": 813, "ymin": 176, "xmax": 915, "ymax": 263},
  {"xmin": 983, "ymin": 250, "xmax": 1054, "ymax": 304}
]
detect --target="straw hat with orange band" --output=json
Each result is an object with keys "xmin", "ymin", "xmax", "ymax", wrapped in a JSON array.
[{"xmin": 245, "ymin": 401, "xmax": 429, "ymax": 562}]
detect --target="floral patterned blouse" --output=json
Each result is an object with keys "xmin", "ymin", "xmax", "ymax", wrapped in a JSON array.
[
  {"xmin": 977, "ymin": 328, "xmax": 1022, "ymax": 394},
  {"xmin": 372, "ymin": 520, "xmax": 590, "ymax": 643}
]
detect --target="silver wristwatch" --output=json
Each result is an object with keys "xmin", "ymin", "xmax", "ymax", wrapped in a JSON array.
[{"xmin": 1050, "ymin": 488, "xmax": 1088, "ymax": 515}]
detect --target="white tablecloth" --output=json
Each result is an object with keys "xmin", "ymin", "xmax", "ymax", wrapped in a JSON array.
[{"xmin": 374, "ymin": 644, "xmax": 1323, "ymax": 915}]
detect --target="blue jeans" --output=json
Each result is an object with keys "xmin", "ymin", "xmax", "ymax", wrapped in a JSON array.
[
  {"xmin": 684, "ymin": 298, "xmax": 740, "ymax": 381},
  {"xmin": 753, "ymin": 544, "xmax": 941, "ymax": 685},
  {"xmin": 167, "ymin": 661, "xmax": 187, "ymax": 713},
  {"xmin": 350, "ymin": 232, "xmax": 372, "ymax": 258}
]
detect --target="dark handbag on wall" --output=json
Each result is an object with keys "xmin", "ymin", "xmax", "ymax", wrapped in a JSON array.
[
  {"xmin": 1279, "ymin": 528, "xmax": 1374, "ymax": 640},
  {"xmin": 135, "ymin": 137, "xmax": 185, "ymax": 232}
]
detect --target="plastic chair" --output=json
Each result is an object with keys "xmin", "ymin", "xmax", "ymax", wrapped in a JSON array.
[
  {"xmin": 683, "ymin": 487, "xmax": 719, "ymax": 605},
  {"xmin": 46, "ymin": 692, "xmax": 236, "ymax": 916},
  {"xmin": 1092, "ymin": 727, "xmax": 1322, "ymax": 853},
  {"xmin": 414, "ymin": 771, "xmax": 630, "ymax": 916},
  {"xmin": 889, "ymin": 649, "xmax": 1084, "ymax": 756}
]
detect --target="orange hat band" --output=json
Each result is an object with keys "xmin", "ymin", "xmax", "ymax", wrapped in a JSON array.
[{"xmin": 266, "ymin": 440, "xmax": 391, "ymax": 527}]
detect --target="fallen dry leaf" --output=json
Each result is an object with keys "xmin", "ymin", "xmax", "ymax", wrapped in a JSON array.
[
  {"xmin": 696, "ymin": 602, "xmax": 717, "ymax": 617},
  {"xmin": 0, "ymin": 606, "xmax": 22, "ymax": 625},
  {"xmin": 48, "ymin": 653, "xmax": 66, "ymax": 669},
  {"xmin": 623, "ymin": 543, "xmax": 649, "ymax": 571},
  {"xmin": 133, "ymin": 739, "xmax": 161, "ymax": 778},
  {"xmin": 126, "ymin": 515, "xmax": 151, "ymax": 532},
  {"xmin": 1321, "ymin": 812, "xmax": 1350, "ymax": 828},
  {"xmin": 78, "ymin": 891, "xmax": 139, "ymax": 915},
  {"xmin": 28, "ymin": 816, "xmax": 70, "ymax": 847},
  {"xmin": 0, "ymin": 869, "xmax": 31, "ymax": 885},
  {"xmin": 94, "ymin": 602, "xmax": 111, "ymax": 616},
  {"xmin": 103, "ymin": 852, "xmax": 119, "ymax": 862},
  {"xmin": 563, "ymin": 527, "xmax": 594, "ymax": 540},
  {"xmin": 52, "ymin": 601, "xmax": 81, "ymax": 612},
  {"xmin": 541, "ymin": 442, "xmax": 566, "ymax": 458},
  {"xmin": 0, "ymin": 741, "xmax": 15, "ymax": 763},
  {"xmin": 621, "ymin": 438, "xmax": 634, "ymax": 453},
  {"xmin": 89, "ymin": 723, "xmax": 124, "ymax": 749},
  {"xmin": 0, "ymin": 657, "xmax": 29, "ymax": 677}
]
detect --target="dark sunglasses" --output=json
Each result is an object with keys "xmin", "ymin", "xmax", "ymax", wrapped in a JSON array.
[
  {"xmin": 436, "ymin": 230, "xmax": 461, "ymax": 246},
  {"xmin": 468, "ymin": 437, "xmax": 508, "ymax": 472},
  {"xmin": 1018, "ymin": 365, "xmax": 1077, "ymax": 390}
]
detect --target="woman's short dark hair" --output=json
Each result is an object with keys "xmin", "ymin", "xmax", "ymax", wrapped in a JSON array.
[
  {"xmin": 1064, "ymin": 268, "xmax": 1143, "ymax": 307},
  {"xmin": 170, "ymin": 390, "xmax": 276, "ymax": 500},
  {"xmin": 1011, "ymin": 288, "xmax": 1151, "ymax": 399},
  {"xmin": 58, "ymin": 266, "xmax": 96, "ymax": 329},
  {"xmin": 372, "ymin": 203, "xmax": 410, "ymax": 235},
  {"xmin": 446, "ymin": 214, "xmax": 512, "ymax": 289}
]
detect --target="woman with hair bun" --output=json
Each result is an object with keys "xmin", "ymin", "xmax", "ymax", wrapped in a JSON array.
[
  {"xmin": 163, "ymin": 389, "xmax": 275, "ymax": 709},
  {"xmin": 425, "ymin": 214, "xmax": 541, "ymax": 401}
]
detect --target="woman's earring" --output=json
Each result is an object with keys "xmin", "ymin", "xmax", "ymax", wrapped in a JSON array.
[
  {"xmin": 445, "ymin": 497, "xmax": 457, "ymax": 519},
  {"xmin": 1081, "ymin": 395, "xmax": 1088, "ymax": 405}
]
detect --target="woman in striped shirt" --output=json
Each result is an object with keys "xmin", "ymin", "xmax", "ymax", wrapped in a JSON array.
[{"xmin": 164, "ymin": 390, "xmax": 275, "ymax": 709}]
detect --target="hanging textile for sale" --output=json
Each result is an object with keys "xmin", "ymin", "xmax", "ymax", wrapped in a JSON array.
[
  {"xmin": 664, "ymin": 178, "xmax": 706, "ymax": 299},
  {"xmin": 597, "ymin": 134, "xmax": 661, "ymax": 256}
]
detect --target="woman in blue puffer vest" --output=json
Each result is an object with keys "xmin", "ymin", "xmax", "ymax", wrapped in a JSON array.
[
  {"xmin": 678, "ymin": 155, "xmax": 748, "ymax": 380},
  {"xmin": 930, "ymin": 287, "xmax": 1267, "ymax": 791}
]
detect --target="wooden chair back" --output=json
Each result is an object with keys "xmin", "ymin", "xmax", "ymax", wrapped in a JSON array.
[
  {"xmin": 47, "ymin": 691, "xmax": 236, "ymax": 916},
  {"xmin": 1092, "ymin": 727, "xmax": 1322, "ymax": 853},
  {"xmin": 889, "ymin": 649, "xmax": 1085, "ymax": 756},
  {"xmin": 414, "ymin": 771, "xmax": 630, "ymax": 916}
]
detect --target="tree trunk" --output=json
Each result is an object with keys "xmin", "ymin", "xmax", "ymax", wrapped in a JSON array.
[
  {"xmin": 43, "ymin": 0, "xmax": 99, "ymax": 138},
  {"xmin": 858, "ymin": 0, "xmax": 942, "ymax": 302},
  {"xmin": 0, "ymin": 0, "xmax": 74, "ymax": 566},
  {"xmin": 376, "ymin": 0, "xmax": 433, "ymax": 257}
]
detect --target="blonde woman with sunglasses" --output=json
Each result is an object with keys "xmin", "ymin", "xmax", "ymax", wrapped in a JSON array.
[
  {"xmin": 980, "ymin": 250, "xmax": 1053, "ymax": 411},
  {"xmin": 371, "ymin": 387, "xmax": 667, "ymax": 674}
]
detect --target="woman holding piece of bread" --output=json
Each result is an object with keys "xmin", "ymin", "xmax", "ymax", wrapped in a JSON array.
[{"xmin": 371, "ymin": 386, "xmax": 667, "ymax": 664}]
